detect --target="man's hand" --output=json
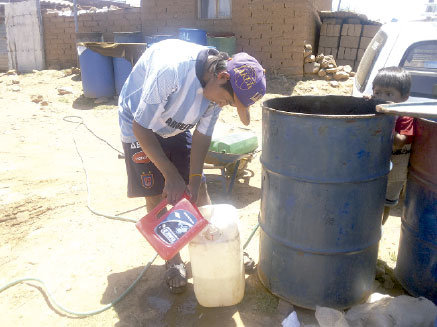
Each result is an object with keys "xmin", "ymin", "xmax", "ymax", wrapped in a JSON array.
[{"xmin": 162, "ymin": 169, "xmax": 187, "ymax": 205}]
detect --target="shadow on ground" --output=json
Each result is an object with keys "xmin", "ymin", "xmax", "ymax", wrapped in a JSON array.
[
  {"xmin": 205, "ymin": 171, "xmax": 260, "ymax": 209},
  {"xmin": 102, "ymin": 266, "xmax": 283, "ymax": 327},
  {"xmin": 72, "ymin": 94, "xmax": 118, "ymax": 110}
]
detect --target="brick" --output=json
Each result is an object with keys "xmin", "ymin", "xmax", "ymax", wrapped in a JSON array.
[
  {"xmin": 351, "ymin": 24, "xmax": 362, "ymax": 37},
  {"xmin": 320, "ymin": 23, "xmax": 328, "ymax": 36},
  {"xmin": 344, "ymin": 48, "xmax": 357, "ymax": 60},
  {"xmin": 336, "ymin": 59, "xmax": 355, "ymax": 67},
  {"xmin": 319, "ymin": 36, "xmax": 339, "ymax": 48},
  {"xmin": 337, "ymin": 47, "xmax": 345, "ymax": 60},
  {"xmin": 362, "ymin": 24, "xmax": 380, "ymax": 37},
  {"xmin": 323, "ymin": 18, "xmax": 342, "ymax": 25},
  {"xmin": 318, "ymin": 46, "xmax": 325, "ymax": 55},
  {"xmin": 341, "ymin": 24, "xmax": 350, "ymax": 36},
  {"xmin": 346, "ymin": 18, "xmax": 361, "ymax": 24},
  {"xmin": 340, "ymin": 36, "xmax": 360, "ymax": 48},
  {"xmin": 359, "ymin": 36, "xmax": 373, "ymax": 49},
  {"xmin": 329, "ymin": 24, "xmax": 341, "ymax": 37}
]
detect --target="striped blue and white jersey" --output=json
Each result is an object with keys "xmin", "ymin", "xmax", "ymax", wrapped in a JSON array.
[{"xmin": 118, "ymin": 39, "xmax": 221, "ymax": 143}]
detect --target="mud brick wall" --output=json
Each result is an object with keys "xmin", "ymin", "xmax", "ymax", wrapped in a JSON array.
[
  {"xmin": 318, "ymin": 18, "xmax": 380, "ymax": 71},
  {"xmin": 42, "ymin": 8, "xmax": 141, "ymax": 69},
  {"xmin": 141, "ymin": 0, "xmax": 322, "ymax": 77}
]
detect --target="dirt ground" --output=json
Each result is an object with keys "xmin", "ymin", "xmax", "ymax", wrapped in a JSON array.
[{"xmin": 0, "ymin": 69, "xmax": 405, "ymax": 326}]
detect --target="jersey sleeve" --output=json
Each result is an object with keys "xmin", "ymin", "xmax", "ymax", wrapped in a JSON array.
[
  {"xmin": 195, "ymin": 103, "xmax": 222, "ymax": 136},
  {"xmin": 133, "ymin": 67, "xmax": 179, "ymax": 131},
  {"xmin": 395, "ymin": 116, "xmax": 415, "ymax": 136}
]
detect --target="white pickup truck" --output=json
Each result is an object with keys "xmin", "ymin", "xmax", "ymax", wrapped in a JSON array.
[{"xmin": 353, "ymin": 20, "xmax": 437, "ymax": 103}]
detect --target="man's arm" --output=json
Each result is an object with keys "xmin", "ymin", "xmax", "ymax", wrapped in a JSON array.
[
  {"xmin": 132, "ymin": 121, "xmax": 186, "ymax": 204},
  {"xmin": 188, "ymin": 130, "xmax": 211, "ymax": 203}
]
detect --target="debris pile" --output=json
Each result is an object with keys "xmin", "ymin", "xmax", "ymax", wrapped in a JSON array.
[{"xmin": 303, "ymin": 44, "xmax": 356, "ymax": 81}]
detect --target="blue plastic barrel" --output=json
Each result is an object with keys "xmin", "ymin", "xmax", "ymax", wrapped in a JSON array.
[
  {"xmin": 113, "ymin": 32, "xmax": 145, "ymax": 95},
  {"xmin": 78, "ymin": 46, "xmax": 115, "ymax": 98},
  {"xmin": 258, "ymin": 96, "xmax": 395, "ymax": 309},
  {"xmin": 113, "ymin": 31, "xmax": 143, "ymax": 43},
  {"xmin": 396, "ymin": 117, "xmax": 437, "ymax": 304},
  {"xmin": 178, "ymin": 28, "xmax": 207, "ymax": 45}
]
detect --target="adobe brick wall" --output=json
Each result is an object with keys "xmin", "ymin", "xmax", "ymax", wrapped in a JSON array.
[
  {"xmin": 42, "ymin": 8, "xmax": 141, "ymax": 69},
  {"xmin": 42, "ymin": 1, "xmax": 323, "ymax": 76},
  {"xmin": 141, "ymin": 0, "xmax": 322, "ymax": 77}
]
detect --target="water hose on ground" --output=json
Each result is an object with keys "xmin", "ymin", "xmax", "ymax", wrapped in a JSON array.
[{"xmin": 0, "ymin": 115, "xmax": 260, "ymax": 317}]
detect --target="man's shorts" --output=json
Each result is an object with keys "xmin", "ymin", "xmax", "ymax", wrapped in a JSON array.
[{"xmin": 122, "ymin": 131, "xmax": 192, "ymax": 197}]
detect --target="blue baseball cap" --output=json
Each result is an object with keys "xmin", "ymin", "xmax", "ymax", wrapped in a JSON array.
[{"xmin": 227, "ymin": 53, "xmax": 266, "ymax": 125}]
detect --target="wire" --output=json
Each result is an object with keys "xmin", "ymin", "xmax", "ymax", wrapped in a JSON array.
[{"xmin": 0, "ymin": 115, "xmax": 260, "ymax": 317}]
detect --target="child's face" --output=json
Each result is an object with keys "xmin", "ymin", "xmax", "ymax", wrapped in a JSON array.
[{"xmin": 372, "ymin": 86, "xmax": 408, "ymax": 103}]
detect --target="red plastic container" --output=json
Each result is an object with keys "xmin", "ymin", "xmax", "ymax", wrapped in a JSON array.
[{"xmin": 135, "ymin": 194, "xmax": 208, "ymax": 260}]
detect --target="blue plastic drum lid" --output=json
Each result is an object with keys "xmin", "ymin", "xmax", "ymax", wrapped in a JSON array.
[
  {"xmin": 395, "ymin": 117, "xmax": 437, "ymax": 304},
  {"xmin": 77, "ymin": 46, "xmax": 115, "ymax": 98},
  {"xmin": 258, "ymin": 96, "xmax": 395, "ymax": 309},
  {"xmin": 144, "ymin": 34, "xmax": 175, "ymax": 46},
  {"xmin": 113, "ymin": 31, "xmax": 144, "ymax": 43},
  {"xmin": 178, "ymin": 28, "xmax": 207, "ymax": 45}
]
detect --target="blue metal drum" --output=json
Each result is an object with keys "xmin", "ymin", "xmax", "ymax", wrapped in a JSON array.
[
  {"xmin": 396, "ymin": 118, "xmax": 437, "ymax": 304},
  {"xmin": 113, "ymin": 31, "xmax": 145, "ymax": 95},
  {"xmin": 178, "ymin": 28, "xmax": 207, "ymax": 45},
  {"xmin": 258, "ymin": 96, "xmax": 395, "ymax": 309}
]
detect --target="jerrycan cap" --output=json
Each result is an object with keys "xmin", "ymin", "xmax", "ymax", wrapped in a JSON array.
[{"xmin": 203, "ymin": 224, "xmax": 222, "ymax": 241}]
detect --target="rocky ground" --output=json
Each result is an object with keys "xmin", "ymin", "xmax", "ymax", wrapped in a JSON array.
[{"xmin": 0, "ymin": 69, "xmax": 405, "ymax": 326}]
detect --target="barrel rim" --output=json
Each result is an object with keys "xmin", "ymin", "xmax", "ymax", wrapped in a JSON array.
[
  {"xmin": 262, "ymin": 104, "xmax": 380, "ymax": 119},
  {"xmin": 262, "ymin": 96, "xmax": 385, "ymax": 119}
]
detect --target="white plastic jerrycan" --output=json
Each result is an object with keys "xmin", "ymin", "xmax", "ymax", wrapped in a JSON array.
[{"xmin": 188, "ymin": 204, "xmax": 245, "ymax": 307}]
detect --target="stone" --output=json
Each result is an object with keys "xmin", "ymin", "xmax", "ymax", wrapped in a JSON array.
[
  {"xmin": 94, "ymin": 97, "xmax": 109, "ymax": 104},
  {"xmin": 316, "ymin": 54, "xmax": 324, "ymax": 62},
  {"xmin": 72, "ymin": 67, "xmax": 81, "ymax": 74},
  {"xmin": 6, "ymin": 70, "xmax": 17, "ymax": 76},
  {"xmin": 304, "ymin": 44, "xmax": 312, "ymax": 51},
  {"xmin": 40, "ymin": 101, "xmax": 49, "ymax": 106},
  {"xmin": 343, "ymin": 65, "xmax": 353, "ymax": 73},
  {"xmin": 277, "ymin": 299, "xmax": 294, "ymax": 316},
  {"xmin": 11, "ymin": 79, "xmax": 20, "ymax": 84},
  {"xmin": 31, "ymin": 95, "xmax": 44, "ymax": 103},
  {"xmin": 321, "ymin": 60, "xmax": 330, "ymax": 68},
  {"xmin": 383, "ymin": 275, "xmax": 395, "ymax": 289},
  {"xmin": 11, "ymin": 85, "xmax": 21, "ymax": 92},
  {"xmin": 326, "ymin": 67, "xmax": 338, "ymax": 74},
  {"xmin": 330, "ymin": 81, "xmax": 339, "ymax": 87},
  {"xmin": 325, "ymin": 74, "xmax": 333, "ymax": 81},
  {"xmin": 304, "ymin": 55, "xmax": 315, "ymax": 63},
  {"xmin": 334, "ymin": 71, "xmax": 350, "ymax": 80},
  {"xmin": 349, "ymin": 71, "xmax": 356, "ymax": 77},
  {"xmin": 58, "ymin": 87, "xmax": 73, "ymax": 95},
  {"xmin": 304, "ymin": 49, "xmax": 312, "ymax": 58},
  {"xmin": 318, "ymin": 69, "xmax": 327, "ymax": 77}
]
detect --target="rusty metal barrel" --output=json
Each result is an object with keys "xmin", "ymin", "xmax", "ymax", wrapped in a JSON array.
[
  {"xmin": 258, "ymin": 96, "xmax": 395, "ymax": 309},
  {"xmin": 395, "ymin": 117, "xmax": 437, "ymax": 304}
]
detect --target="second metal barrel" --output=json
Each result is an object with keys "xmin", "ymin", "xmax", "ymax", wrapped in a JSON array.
[
  {"xmin": 396, "ymin": 117, "xmax": 437, "ymax": 304},
  {"xmin": 258, "ymin": 96, "xmax": 395, "ymax": 309}
]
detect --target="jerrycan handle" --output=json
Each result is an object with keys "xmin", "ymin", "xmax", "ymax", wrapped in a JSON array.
[{"xmin": 147, "ymin": 191, "xmax": 193, "ymax": 220}]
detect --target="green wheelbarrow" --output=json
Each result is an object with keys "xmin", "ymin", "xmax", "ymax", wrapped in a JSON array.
[{"xmin": 203, "ymin": 150, "xmax": 257, "ymax": 196}]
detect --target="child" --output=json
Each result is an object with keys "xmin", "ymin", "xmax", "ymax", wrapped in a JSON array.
[{"xmin": 371, "ymin": 67, "xmax": 414, "ymax": 224}]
